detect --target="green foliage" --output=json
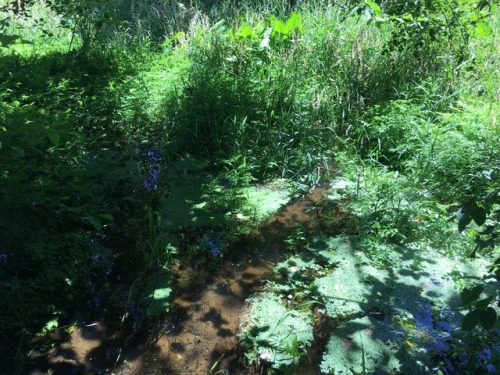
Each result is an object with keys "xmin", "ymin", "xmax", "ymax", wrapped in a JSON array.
[
  {"xmin": 239, "ymin": 292, "xmax": 314, "ymax": 373},
  {"xmin": 456, "ymin": 190, "xmax": 499, "ymax": 332},
  {"xmin": 0, "ymin": 20, "xmax": 174, "ymax": 372},
  {"xmin": 164, "ymin": 11, "xmax": 325, "ymax": 181},
  {"xmin": 2, "ymin": 0, "xmax": 500, "ymax": 373}
]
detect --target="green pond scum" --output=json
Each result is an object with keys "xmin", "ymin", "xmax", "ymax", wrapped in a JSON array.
[{"xmin": 0, "ymin": 1, "xmax": 498, "ymax": 374}]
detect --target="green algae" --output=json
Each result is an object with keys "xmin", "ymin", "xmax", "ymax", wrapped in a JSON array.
[
  {"xmin": 239, "ymin": 292, "xmax": 314, "ymax": 372},
  {"xmin": 161, "ymin": 159, "xmax": 293, "ymax": 228}
]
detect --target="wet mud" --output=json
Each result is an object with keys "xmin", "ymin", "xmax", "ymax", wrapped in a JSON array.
[{"xmin": 27, "ymin": 188, "xmax": 337, "ymax": 375}]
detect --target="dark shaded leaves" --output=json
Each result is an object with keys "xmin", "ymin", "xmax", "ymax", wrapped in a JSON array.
[
  {"xmin": 461, "ymin": 285, "xmax": 483, "ymax": 305},
  {"xmin": 478, "ymin": 307, "xmax": 497, "ymax": 330}
]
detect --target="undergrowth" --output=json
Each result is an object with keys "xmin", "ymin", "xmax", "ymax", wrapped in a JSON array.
[{"xmin": 1, "ymin": 0, "xmax": 499, "ymax": 374}]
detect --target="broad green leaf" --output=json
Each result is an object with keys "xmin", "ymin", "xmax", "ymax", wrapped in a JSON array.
[
  {"xmin": 475, "ymin": 21, "xmax": 492, "ymax": 37},
  {"xmin": 462, "ymin": 310, "xmax": 479, "ymax": 331},
  {"xmin": 272, "ymin": 19, "xmax": 289, "ymax": 35},
  {"xmin": 98, "ymin": 213, "xmax": 114, "ymax": 221},
  {"xmin": 286, "ymin": 12, "xmax": 303, "ymax": 33},
  {"xmin": 46, "ymin": 130, "xmax": 60, "ymax": 146},
  {"xmin": 365, "ymin": 0, "xmax": 382, "ymax": 18},
  {"xmin": 460, "ymin": 202, "xmax": 477, "ymax": 216},
  {"xmin": 238, "ymin": 25, "xmax": 254, "ymax": 38},
  {"xmin": 478, "ymin": 307, "xmax": 497, "ymax": 329},
  {"xmin": 461, "ymin": 285, "xmax": 483, "ymax": 305},
  {"xmin": 87, "ymin": 215, "xmax": 102, "ymax": 230},
  {"xmin": 475, "ymin": 296, "xmax": 494, "ymax": 310},
  {"xmin": 471, "ymin": 207, "xmax": 486, "ymax": 226},
  {"xmin": 458, "ymin": 215, "xmax": 472, "ymax": 232},
  {"xmin": 163, "ymin": 31, "xmax": 184, "ymax": 46}
]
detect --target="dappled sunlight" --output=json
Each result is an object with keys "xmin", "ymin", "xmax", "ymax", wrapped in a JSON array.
[{"xmin": 2, "ymin": 1, "xmax": 498, "ymax": 374}]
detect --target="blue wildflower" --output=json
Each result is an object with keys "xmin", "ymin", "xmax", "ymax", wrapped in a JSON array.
[
  {"xmin": 142, "ymin": 150, "xmax": 162, "ymax": 191},
  {"xmin": 486, "ymin": 364, "xmax": 496, "ymax": 373},
  {"xmin": 208, "ymin": 240, "xmax": 220, "ymax": 257},
  {"xmin": 477, "ymin": 348, "xmax": 492, "ymax": 362}
]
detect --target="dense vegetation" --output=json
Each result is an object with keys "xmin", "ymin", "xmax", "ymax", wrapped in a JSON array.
[{"xmin": 1, "ymin": 0, "xmax": 499, "ymax": 374}]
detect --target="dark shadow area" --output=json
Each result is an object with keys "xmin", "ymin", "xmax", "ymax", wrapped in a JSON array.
[
  {"xmin": 201, "ymin": 307, "xmax": 228, "ymax": 329},
  {"xmin": 0, "ymin": 45, "xmax": 184, "ymax": 374},
  {"xmin": 0, "ymin": 48, "xmax": 158, "ymax": 374}
]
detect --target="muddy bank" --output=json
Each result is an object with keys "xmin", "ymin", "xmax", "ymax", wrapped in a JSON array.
[
  {"xmin": 114, "ymin": 189, "xmax": 328, "ymax": 374},
  {"xmin": 27, "ymin": 187, "xmax": 329, "ymax": 375}
]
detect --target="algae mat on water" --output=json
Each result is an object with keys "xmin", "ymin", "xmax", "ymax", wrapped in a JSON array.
[
  {"xmin": 240, "ymin": 230, "xmax": 491, "ymax": 374},
  {"xmin": 161, "ymin": 159, "xmax": 293, "ymax": 228}
]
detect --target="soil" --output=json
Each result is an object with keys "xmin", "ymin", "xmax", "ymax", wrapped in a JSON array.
[{"xmin": 27, "ymin": 188, "xmax": 335, "ymax": 375}]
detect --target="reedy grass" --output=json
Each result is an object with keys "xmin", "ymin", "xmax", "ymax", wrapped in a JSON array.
[{"xmin": 161, "ymin": 3, "xmax": 420, "ymax": 185}]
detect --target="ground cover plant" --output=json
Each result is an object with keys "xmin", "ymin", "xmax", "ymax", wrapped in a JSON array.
[{"xmin": 1, "ymin": 0, "xmax": 499, "ymax": 374}]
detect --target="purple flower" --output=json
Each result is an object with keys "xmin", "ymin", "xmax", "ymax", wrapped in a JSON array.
[
  {"xmin": 141, "ymin": 149, "xmax": 162, "ymax": 191},
  {"xmin": 205, "ymin": 231, "xmax": 222, "ymax": 257}
]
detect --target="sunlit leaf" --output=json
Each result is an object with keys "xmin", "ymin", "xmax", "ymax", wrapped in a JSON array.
[
  {"xmin": 238, "ymin": 25, "xmax": 254, "ymax": 38},
  {"xmin": 286, "ymin": 12, "xmax": 303, "ymax": 33},
  {"xmin": 163, "ymin": 31, "xmax": 184, "ymax": 46},
  {"xmin": 364, "ymin": 0, "xmax": 382, "ymax": 18},
  {"xmin": 475, "ymin": 21, "xmax": 492, "ymax": 37},
  {"xmin": 152, "ymin": 287, "xmax": 172, "ymax": 300},
  {"xmin": 272, "ymin": 19, "xmax": 289, "ymax": 35}
]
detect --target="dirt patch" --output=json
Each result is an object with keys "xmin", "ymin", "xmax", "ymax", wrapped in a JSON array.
[
  {"xmin": 27, "ymin": 187, "xmax": 329, "ymax": 375},
  {"xmin": 120, "ymin": 255, "xmax": 277, "ymax": 375},
  {"xmin": 118, "ymin": 189, "xmax": 327, "ymax": 374}
]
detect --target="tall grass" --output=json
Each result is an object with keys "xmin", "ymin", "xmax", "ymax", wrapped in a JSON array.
[{"xmin": 161, "ymin": 1, "xmax": 439, "ymax": 184}]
